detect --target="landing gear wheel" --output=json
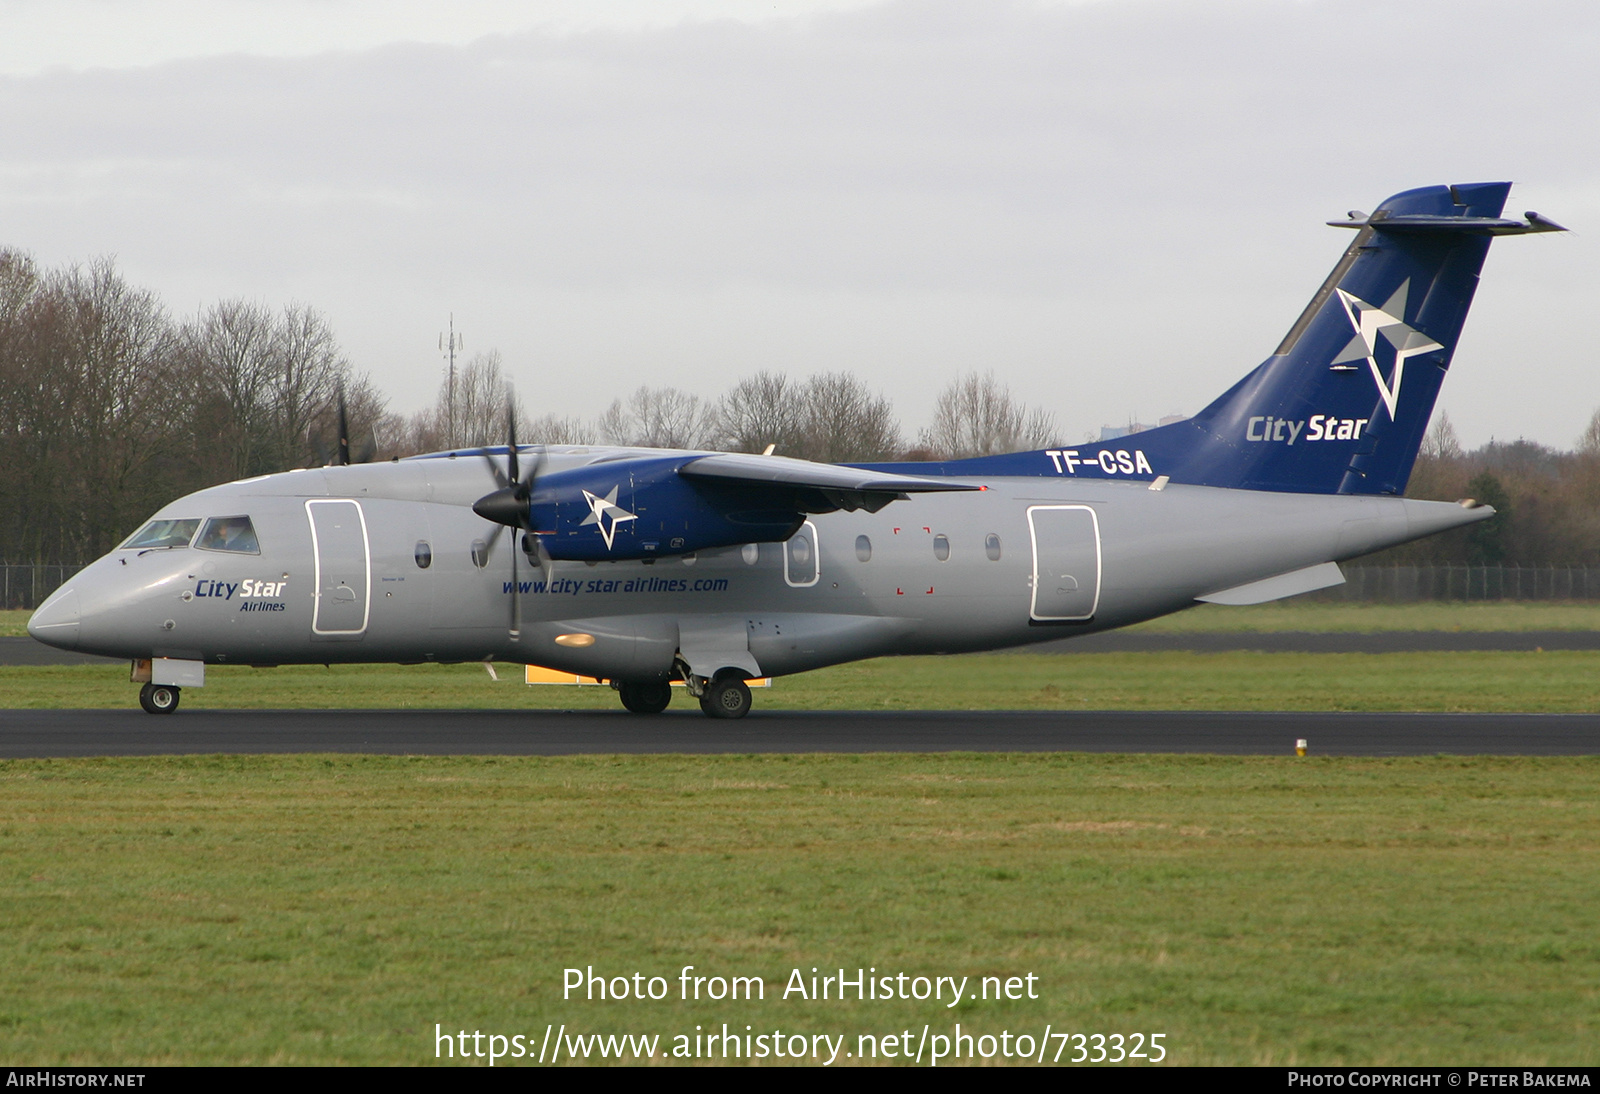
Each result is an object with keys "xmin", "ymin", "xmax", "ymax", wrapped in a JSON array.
[
  {"xmin": 699, "ymin": 677, "xmax": 752, "ymax": 720},
  {"xmin": 618, "ymin": 680, "xmax": 672, "ymax": 714},
  {"xmin": 139, "ymin": 683, "xmax": 180, "ymax": 715}
]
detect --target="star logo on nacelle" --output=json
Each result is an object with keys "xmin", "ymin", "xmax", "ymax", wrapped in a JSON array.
[
  {"xmin": 1331, "ymin": 279, "xmax": 1443, "ymax": 420},
  {"xmin": 579, "ymin": 486, "xmax": 638, "ymax": 550}
]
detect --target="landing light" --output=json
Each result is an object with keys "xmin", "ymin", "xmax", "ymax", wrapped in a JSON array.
[{"xmin": 554, "ymin": 633, "xmax": 596, "ymax": 648}]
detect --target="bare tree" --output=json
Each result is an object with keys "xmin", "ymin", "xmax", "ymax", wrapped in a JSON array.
[
  {"xmin": 305, "ymin": 372, "xmax": 400, "ymax": 464},
  {"xmin": 799, "ymin": 371, "xmax": 901, "ymax": 462},
  {"xmin": 523, "ymin": 413, "xmax": 590, "ymax": 446},
  {"xmin": 268, "ymin": 303, "xmax": 347, "ymax": 469},
  {"xmin": 5, "ymin": 258, "xmax": 185, "ymax": 559},
  {"xmin": 1578, "ymin": 408, "xmax": 1600, "ymax": 456},
  {"xmin": 1421, "ymin": 409, "xmax": 1464, "ymax": 461},
  {"xmin": 918, "ymin": 371, "xmax": 1057, "ymax": 459},
  {"xmin": 184, "ymin": 299, "xmax": 280, "ymax": 479},
  {"xmin": 598, "ymin": 386, "xmax": 718, "ymax": 449},
  {"xmin": 408, "ymin": 350, "xmax": 519, "ymax": 451},
  {"xmin": 716, "ymin": 371, "xmax": 807, "ymax": 455},
  {"xmin": 0, "ymin": 248, "xmax": 38, "ymax": 326},
  {"xmin": 183, "ymin": 299, "xmax": 354, "ymax": 475}
]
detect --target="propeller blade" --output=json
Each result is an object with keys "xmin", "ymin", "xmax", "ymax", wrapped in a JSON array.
[
  {"xmin": 523, "ymin": 530, "xmax": 557, "ymax": 597},
  {"xmin": 504, "ymin": 390, "xmax": 531, "ymax": 640},
  {"xmin": 472, "ymin": 387, "xmax": 552, "ymax": 634},
  {"xmin": 509, "ymin": 529, "xmax": 521, "ymax": 641},
  {"xmin": 519, "ymin": 442, "xmax": 544, "ymax": 502},
  {"xmin": 483, "ymin": 522, "xmax": 506, "ymax": 555},
  {"xmin": 336, "ymin": 388, "xmax": 350, "ymax": 467},
  {"xmin": 506, "ymin": 400, "xmax": 520, "ymax": 490},
  {"xmin": 479, "ymin": 451, "xmax": 510, "ymax": 491}
]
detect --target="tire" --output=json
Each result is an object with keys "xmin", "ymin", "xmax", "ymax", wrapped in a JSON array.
[
  {"xmin": 139, "ymin": 683, "xmax": 181, "ymax": 715},
  {"xmin": 618, "ymin": 680, "xmax": 672, "ymax": 714},
  {"xmin": 698, "ymin": 677, "xmax": 752, "ymax": 719}
]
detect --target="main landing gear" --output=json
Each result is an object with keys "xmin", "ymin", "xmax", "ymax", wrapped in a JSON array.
[
  {"xmin": 139, "ymin": 683, "xmax": 181, "ymax": 714},
  {"xmin": 698, "ymin": 676, "xmax": 752, "ymax": 719},
  {"xmin": 612, "ymin": 672, "xmax": 755, "ymax": 719},
  {"xmin": 617, "ymin": 680, "xmax": 673, "ymax": 714}
]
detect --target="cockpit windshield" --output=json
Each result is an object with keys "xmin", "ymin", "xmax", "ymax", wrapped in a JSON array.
[
  {"xmin": 196, "ymin": 515, "xmax": 261, "ymax": 554},
  {"xmin": 122, "ymin": 518, "xmax": 201, "ymax": 550}
]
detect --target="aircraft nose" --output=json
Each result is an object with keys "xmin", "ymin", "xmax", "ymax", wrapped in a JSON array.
[{"xmin": 27, "ymin": 586, "xmax": 81, "ymax": 650}]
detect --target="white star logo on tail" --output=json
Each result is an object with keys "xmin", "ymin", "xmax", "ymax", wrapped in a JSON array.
[
  {"xmin": 1331, "ymin": 280, "xmax": 1443, "ymax": 420},
  {"xmin": 579, "ymin": 486, "xmax": 637, "ymax": 550}
]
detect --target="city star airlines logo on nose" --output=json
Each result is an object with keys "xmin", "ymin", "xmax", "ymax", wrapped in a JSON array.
[
  {"xmin": 1332, "ymin": 280, "xmax": 1443, "ymax": 419},
  {"xmin": 580, "ymin": 486, "xmax": 638, "ymax": 550}
]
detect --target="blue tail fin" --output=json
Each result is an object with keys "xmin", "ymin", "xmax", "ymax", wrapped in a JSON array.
[{"xmin": 894, "ymin": 183, "xmax": 1563, "ymax": 494}]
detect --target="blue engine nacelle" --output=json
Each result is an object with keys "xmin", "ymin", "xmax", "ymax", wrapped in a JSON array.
[{"xmin": 526, "ymin": 456, "xmax": 805, "ymax": 561}]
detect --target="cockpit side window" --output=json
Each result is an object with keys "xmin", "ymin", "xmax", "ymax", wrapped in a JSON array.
[
  {"xmin": 196, "ymin": 515, "xmax": 261, "ymax": 554},
  {"xmin": 123, "ymin": 518, "xmax": 201, "ymax": 550}
]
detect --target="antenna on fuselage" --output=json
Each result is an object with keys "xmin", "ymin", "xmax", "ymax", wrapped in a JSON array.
[{"xmin": 439, "ymin": 315, "xmax": 463, "ymax": 450}]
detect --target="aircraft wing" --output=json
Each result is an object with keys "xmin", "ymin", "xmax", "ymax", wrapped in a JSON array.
[
  {"xmin": 679, "ymin": 453, "xmax": 979, "ymax": 514},
  {"xmin": 681, "ymin": 453, "xmax": 979, "ymax": 492}
]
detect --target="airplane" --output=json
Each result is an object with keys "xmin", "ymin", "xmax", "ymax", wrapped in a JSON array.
[{"xmin": 27, "ymin": 182, "xmax": 1566, "ymax": 718}]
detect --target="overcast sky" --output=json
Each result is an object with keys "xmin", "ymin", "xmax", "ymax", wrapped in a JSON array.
[{"xmin": 2, "ymin": 0, "xmax": 1595, "ymax": 448}]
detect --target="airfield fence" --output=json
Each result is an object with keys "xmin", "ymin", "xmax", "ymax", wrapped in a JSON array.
[
  {"xmin": 2, "ymin": 564, "xmax": 86, "ymax": 611},
  {"xmin": 4, "ymin": 562, "xmax": 1600, "ymax": 611},
  {"xmin": 1309, "ymin": 564, "xmax": 1600, "ymax": 602}
]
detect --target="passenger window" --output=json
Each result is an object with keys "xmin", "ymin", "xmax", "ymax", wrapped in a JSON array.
[
  {"xmin": 196, "ymin": 516, "xmax": 260, "ymax": 554},
  {"xmin": 123, "ymin": 518, "xmax": 200, "ymax": 550},
  {"xmin": 415, "ymin": 541, "xmax": 432, "ymax": 569},
  {"xmin": 470, "ymin": 539, "xmax": 489, "ymax": 568},
  {"xmin": 933, "ymin": 534, "xmax": 950, "ymax": 562},
  {"xmin": 855, "ymin": 535, "xmax": 872, "ymax": 562},
  {"xmin": 741, "ymin": 543, "xmax": 760, "ymax": 565},
  {"xmin": 986, "ymin": 533, "xmax": 1002, "ymax": 561}
]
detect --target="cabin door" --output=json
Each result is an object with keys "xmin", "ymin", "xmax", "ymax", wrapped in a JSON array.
[
  {"xmin": 1027, "ymin": 505, "xmax": 1100, "ymax": 622},
  {"xmin": 306, "ymin": 499, "xmax": 371, "ymax": 639}
]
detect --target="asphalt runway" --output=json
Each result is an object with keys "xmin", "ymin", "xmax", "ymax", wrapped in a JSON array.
[{"xmin": 3, "ymin": 708, "xmax": 1598, "ymax": 757}]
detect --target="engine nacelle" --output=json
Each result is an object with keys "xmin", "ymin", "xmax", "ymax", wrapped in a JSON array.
[{"xmin": 526, "ymin": 456, "xmax": 804, "ymax": 561}]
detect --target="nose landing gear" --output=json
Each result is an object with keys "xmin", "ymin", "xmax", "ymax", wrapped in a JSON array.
[{"xmin": 138, "ymin": 683, "xmax": 181, "ymax": 714}]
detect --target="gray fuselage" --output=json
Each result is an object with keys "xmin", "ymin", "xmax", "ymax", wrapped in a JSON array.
[{"xmin": 31, "ymin": 446, "xmax": 1485, "ymax": 683}]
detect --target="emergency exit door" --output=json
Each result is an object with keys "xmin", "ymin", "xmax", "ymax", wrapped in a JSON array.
[
  {"xmin": 1027, "ymin": 505, "xmax": 1100, "ymax": 622},
  {"xmin": 306, "ymin": 499, "xmax": 370, "ymax": 638}
]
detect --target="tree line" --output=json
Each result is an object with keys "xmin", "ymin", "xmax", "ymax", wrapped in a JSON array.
[
  {"xmin": 1366, "ymin": 413, "xmax": 1600, "ymax": 569},
  {"xmin": 0, "ymin": 250, "xmax": 1592, "ymax": 567}
]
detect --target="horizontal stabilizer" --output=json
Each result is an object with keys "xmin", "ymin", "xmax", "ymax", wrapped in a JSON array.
[
  {"xmin": 1197, "ymin": 561, "xmax": 1345, "ymax": 605},
  {"xmin": 1327, "ymin": 211, "xmax": 1567, "ymax": 235}
]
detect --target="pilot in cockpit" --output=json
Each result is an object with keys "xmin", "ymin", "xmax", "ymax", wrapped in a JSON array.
[{"xmin": 198, "ymin": 516, "xmax": 260, "ymax": 554}]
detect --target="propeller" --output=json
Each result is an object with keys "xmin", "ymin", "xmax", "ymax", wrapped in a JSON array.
[
  {"xmin": 472, "ymin": 397, "xmax": 549, "ymax": 642},
  {"xmin": 334, "ymin": 388, "xmax": 351, "ymax": 467}
]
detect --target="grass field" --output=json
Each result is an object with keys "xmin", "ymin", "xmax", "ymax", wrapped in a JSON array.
[
  {"xmin": 4, "ymin": 649, "xmax": 1600, "ymax": 712},
  {"xmin": 5, "ymin": 602, "xmax": 1597, "ymax": 1067},
  {"xmin": 2, "ymin": 753, "xmax": 1595, "ymax": 1066}
]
